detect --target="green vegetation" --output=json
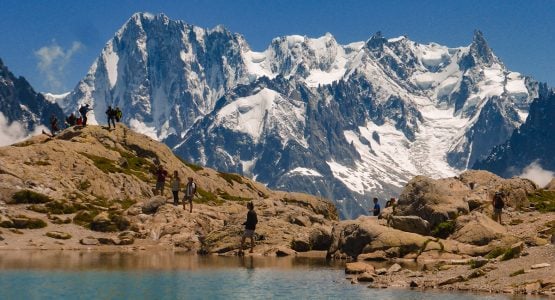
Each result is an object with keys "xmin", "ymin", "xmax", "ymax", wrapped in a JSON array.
[
  {"xmin": 510, "ymin": 269, "xmax": 525, "ymax": 277},
  {"xmin": 528, "ymin": 190, "xmax": 555, "ymax": 212},
  {"xmin": 73, "ymin": 210, "xmax": 100, "ymax": 228},
  {"xmin": 79, "ymin": 150, "xmax": 153, "ymax": 182},
  {"xmin": 11, "ymin": 190, "xmax": 52, "ymax": 204},
  {"xmin": 485, "ymin": 247, "xmax": 506, "ymax": 259},
  {"xmin": 218, "ymin": 172, "xmax": 244, "ymax": 186},
  {"xmin": 500, "ymin": 247, "xmax": 520, "ymax": 261},
  {"xmin": 194, "ymin": 188, "xmax": 223, "ymax": 205},
  {"xmin": 218, "ymin": 190, "xmax": 252, "ymax": 202},
  {"xmin": 45, "ymin": 200, "xmax": 78, "ymax": 214},
  {"xmin": 11, "ymin": 215, "xmax": 47, "ymax": 229},
  {"xmin": 431, "ymin": 220, "xmax": 456, "ymax": 239},
  {"xmin": 78, "ymin": 180, "xmax": 91, "ymax": 191},
  {"xmin": 176, "ymin": 156, "xmax": 204, "ymax": 172},
  {"xmin": 24, "ymin": 160, "xmax": 51, "ymax": 166}
]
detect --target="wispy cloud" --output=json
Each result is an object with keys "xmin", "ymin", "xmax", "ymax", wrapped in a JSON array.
[
  {"xmin": 0, "ymin": 112, "xmax": 46, "ymax": 146},
  {"xmin": 519, "ymin": 161, "xmax": 554, "ymax": 188},
  {"xmin": 35, "ymin": 41, "xmax": 83, "ymax": 92}
]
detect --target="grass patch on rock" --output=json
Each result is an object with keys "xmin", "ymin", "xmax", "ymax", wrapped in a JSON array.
[
  {"xmin": 528, "ymin": 190, "xmax": 555, "ymax": 212},
  {"xmin": 194, "ymin": 188, "xmax": 223, "ymax": 205},
  {"xmin": 510, "ymin": 269, "xmax": 525, "ymax": 277},
  {"xmin": 73, "ymin": 210, "xmax": 100, "ymax": 228},
  {"xmin": 176, "ymin": 156, "xmax": 204, "ymax": 172},
  {"xmin": 218, "ymin": 172, "xmax": 244, "ymax": 186},
  {"xmin": 11, "ymin": 190, "xmax": 52, "ymax": 204},
  {"xmin": 431, "ymin": 220, "xmax": 456, "ymax": 239},
  {"xmin": 485, "ymin": 247, "xmax": 506, "ymax": 259},
  {"xmin": 218, "ymin": 190, "xmax": 252, "ymax": 202}
]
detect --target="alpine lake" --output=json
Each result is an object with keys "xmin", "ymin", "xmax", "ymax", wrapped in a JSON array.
[{"xmin": 0, "ymin": 251, "xmax": 540, "ymax": 299}]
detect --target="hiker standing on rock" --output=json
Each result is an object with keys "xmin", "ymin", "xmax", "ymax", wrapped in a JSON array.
[
  {"xmin": 49, "ymin": 114, "xmax": 59, "ymax": 136},
  {"xmin": 79, "ymin": 104, "xmax": 90, "ymax": 126},
  {"xmin": 154, "ymin": 165, "xmax": 168, "ymax": 196},
  {"xmin": 105, "ymin": 106, "xmax": 117, "ymax": 130},
  {"xmin": 183, "ymin": 177, "xmax": 197, "ymax": 212},
  {"xmin": 371, "ymin": 197, "xmax": 380, "ymax": 216},
  {"xmin": 492, "ymin": 191, "xmax": 505, "ymax": 224},
  {"xmin": 115, "ymin": 107, "xmax": 122, "ymax": 122},
  {"xmin": 240, "ymin": 202, "xmax": 258, "ymax": 254},
  {"xmin": 171, "ymin": 171, "xmax": 181, "ymax": 206}
]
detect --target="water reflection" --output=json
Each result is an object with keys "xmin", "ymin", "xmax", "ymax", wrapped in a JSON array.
[{"xmin": 0, "ymin": 251, "xmax": 342, "ymax": 271}]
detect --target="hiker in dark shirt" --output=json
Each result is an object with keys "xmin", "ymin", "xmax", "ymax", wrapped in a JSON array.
[
  {"xmin": 154, "ymin": 165, "xmax": 168, "ymax": 196},
  {"xmin": 106, "ymin": 106, "xmax": 117, "ymax": 130},
  {"xmin": 79, "ymin": 104, "xmax": 90, "ymax": 126},
  {"xmin": 371, "ymin": 197, "xmax": 380, "ymax": 216},
  {"xmin": 240, "ymin": 202, "xmax": 258, "ymax": 254}
]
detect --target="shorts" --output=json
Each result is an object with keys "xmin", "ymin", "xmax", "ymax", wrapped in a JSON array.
[
  {"xmin": 493, "ymin": 208, "xmax": 502, "ymax": 217},
  {"xmin": 156, "ymin": 181, "xmax": 164, "ymax": 190},
  {"xmin": 243, "ymin": 229, "xmax": 255, "ymax": 238},
  {"xmin": 183, "ymin": 195, "xmax": 193, "ymax": 203}
]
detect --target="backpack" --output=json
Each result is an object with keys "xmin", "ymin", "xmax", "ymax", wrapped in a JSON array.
[{"xmin": 493, "ymin": 193, "xmax": 505, "ymax": 209}]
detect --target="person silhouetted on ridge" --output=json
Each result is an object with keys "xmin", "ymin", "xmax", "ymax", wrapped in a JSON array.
[
  {"xmin": 79, "ymin": 104, "xmax": 90, "ymax": 126},
  {"xmin": 115, "ymin": 107, "xmax": 122, "ymax": 122},
  {"xmin": 105, "ymin": 106, "xmax": 116, "ymax": 130}
]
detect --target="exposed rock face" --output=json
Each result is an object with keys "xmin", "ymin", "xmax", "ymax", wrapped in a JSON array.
[
  {"xmin": 0, "ymin": 125, "xmax": 337, "ymax": 253},
  {"xmin": 389, "ymin": 216, "xmax": 430, "ymax": 235},
  {"xmin": 451, "ymin": 211, "xmax": 507, "ymax": 245},
  {"xmin": 396, "ymin": 176, "xmax": 470, "ymax": 228}
]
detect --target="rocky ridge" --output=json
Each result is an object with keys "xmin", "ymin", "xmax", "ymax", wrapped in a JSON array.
[{"xmin": 0, "ymin": 124, "xmax": 337, "ymax": 254}]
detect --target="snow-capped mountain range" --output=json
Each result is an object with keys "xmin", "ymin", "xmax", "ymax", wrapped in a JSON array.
[{"xmin": 53, "ymin": 13, "xmax": 541, "ymax": 218}]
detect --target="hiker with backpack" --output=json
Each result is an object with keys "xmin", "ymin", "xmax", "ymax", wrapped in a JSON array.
[
  {"xmin": 115, "ymin": 107, "xmax": 122, "ymax": 122},
  {"xmin": 171, "ymin": 171, "xmax": 181, "ymax": 206},
  {"xmin": 65, "ymin": 113, "xmax": 77, "ymax": 127},
  {"xmin": 105, "ymin": 106, "xmax": 117, "ymax": 130},
  {"xmin": 240, "ymin": 202, "xmax": 258, "ymax": 254},
  {"xmin": 492, "ymin": 191, "xmax": 505, "ymax": 224},
  {"xmin": 79, "ymin": 104, "xmax": 90, "ymax": 126},
  {"xmin": 183, "ymin": 177, "xmax": 197, "ymax": 212},
  {"xmin": 370, "ymin": 197, "xmax": 381, "ymax": 216}
]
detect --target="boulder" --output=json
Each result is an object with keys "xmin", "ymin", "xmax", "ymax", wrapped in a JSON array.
[
  {"xmin": 308, "ymin": 226, "xmax": 332, "ymax": 251},
  {"xmin": 450, "ymin": 211, "xmax": 507, "ymax": 246},
  {"xmin": 90, "ymin": 212, "xmax": 112, "ymax": 232},
  {"xmin": 546, "ymin": 178, "xmax": 555, "ymax": 190},
  {"xmin": 327, "ymin": 216, "xmax": 428, "ymax": 259},
  {"xmin": 80, "ymin": 236, "xmax": 99, "ymax": 245},
  {"xmin": 45, "ymin": 231, "xmax": 71, "ymax": 240},
  {"xmin": 389, "ymin": 216, "xmax": 430, "ymax": 235},
  {"xmin": 387, "ymin": 263, "xmax": 402, "ymax": 273},
  {"xmin": 0, "ymin": 215, "xmax": 13, "ymax": 228},
  {"xmin": 357, "ymin": 272, "xmax": 375, "ymax": 282},
  {"xmin": 142, "ymin": 196, "xmax": 167, "ymax": 214},
  {"xmin": 291, "ymin": 233, "xmax": 311, "ymax": 252},
  {"xmin": 292, "ymin": 215, "xmax": 311, "ymax": 227},
  {"xmin": 345, "ymin": 262, "xmax": 375, "ymax": 274},
  {"xmin": 396, "ymin": 176, "xmax": 470, "ymax": 228},
  {"xmin": 358, "ymin": 251, "xmax": 388, "ymax": 261}
]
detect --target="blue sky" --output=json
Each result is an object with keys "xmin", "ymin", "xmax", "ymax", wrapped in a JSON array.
[{"xmin": 1, "ymin": 0, "xmax": 554, "ymax": 93}]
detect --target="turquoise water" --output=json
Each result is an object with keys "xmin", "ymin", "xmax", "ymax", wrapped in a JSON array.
[{"xmin": 0, "ymin": 252, "xmax": 526, "ymax": 300}]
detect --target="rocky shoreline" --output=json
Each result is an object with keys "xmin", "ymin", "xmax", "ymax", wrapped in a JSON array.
[{"xmin": 0, "ymin": 125, "xmax": 554, "ymax": 296}]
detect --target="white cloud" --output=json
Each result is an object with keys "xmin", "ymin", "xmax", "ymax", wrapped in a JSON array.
[
  {"xmin": 35, "ymin": 41, "xmax": 83, "ymax": 92},
  {"xmin": 0, "ymin": 112, "xmax": 46, "ymax": 146},
  {"xmin": 519, "ymin": 161, "xmax": 554, "ymax": 188}
]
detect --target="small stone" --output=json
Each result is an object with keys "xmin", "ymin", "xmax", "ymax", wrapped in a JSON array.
[
  {"xmin": 387, "ymin": 263, "xmax": 402, "ymax": 273},
  {"xmin": 80, "ymin": 236, "xmax": 99, "ymax": 245},
  {"xmin": 275, "ymin": 247, "xmax": 295, "ymax": 257},
  {"xmin": 375, "ymin": 268, "xmax": 387, "ymax": 275},
  {"xmin": 345, "ymin": 262, "xmax": 375, "ymax": 275},
  {"xmin": 526, "ymin": 282, "xmax": 541, "ymax": 294},
  {"xmin": 531, "ymin": 263, "xmax": 551, "ymax": 269},
  {"xmin": 45, "ymin": 231, "xmax": 71, "ymax": 240},
  {"xmin": 357, "ymin": 272, "xmax": 375, "ymax": 282}
]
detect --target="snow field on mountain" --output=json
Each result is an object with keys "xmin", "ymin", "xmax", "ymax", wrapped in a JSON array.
[
  {"xmin": 287, "ymin": 167, "xmax": 324, "ymax": 177},
  {"xmin": 215, "ymin": 88, "xmax": 307, "ymax": 146}
]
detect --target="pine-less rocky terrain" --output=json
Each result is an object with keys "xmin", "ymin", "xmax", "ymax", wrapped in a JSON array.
[
  {"xmin": 0, "ymin": 124, "xmax": 553, "ymax": 296},
  {"xmin": 0, "ymin": 124, "xmax": 337, "ymax": 254}
]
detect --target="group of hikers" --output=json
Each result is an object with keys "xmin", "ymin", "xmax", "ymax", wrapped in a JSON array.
[
  {"xmin": 152, "ymin": 164, "xmax": 258, "ymax": 253},
  {"xmin": 46, "ymin": 104, "xmax": 123, "ymax": 136},
  {"xmin": 369, "ymin": 182, "xmax": 506, "ymax": 224}
]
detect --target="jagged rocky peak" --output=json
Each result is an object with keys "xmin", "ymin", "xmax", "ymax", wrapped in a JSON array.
[
  {"xmin": 366, "ymin": 31, "xmax": 388, "ymax": 50},
  {"xmin": 466, "ymin": 30, "xmax": 499, "ymax": 67}
]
